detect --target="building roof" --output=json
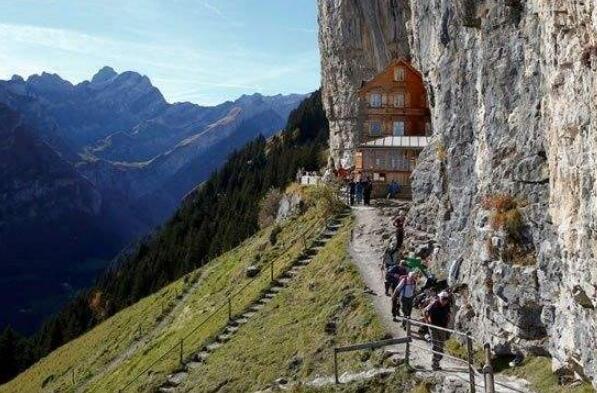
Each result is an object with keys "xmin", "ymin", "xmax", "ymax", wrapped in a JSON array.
[
  {"xmin": 360, "ymin": 136, "xmax": 429, "ymax": 148},
  {"xmin": 360, "ymin": 59, "xmax": 423, "ymax": 90}
]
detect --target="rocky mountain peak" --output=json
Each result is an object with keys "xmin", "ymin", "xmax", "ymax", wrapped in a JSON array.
[
  {"xmin": 27, "ymin": 72, "xmax": 73, "ymax": 92},
  {"xmin": 91, "ymin": 66, "xmax": 118, "ymax": 84}
]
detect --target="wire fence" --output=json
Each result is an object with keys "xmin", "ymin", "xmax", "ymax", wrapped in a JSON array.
[{"xmin": 114, "ymin": 214, "xmax": 338, "ymax": 392}]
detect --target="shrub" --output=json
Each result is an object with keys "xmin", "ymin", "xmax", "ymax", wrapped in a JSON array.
[
  {"xmin": 482, "ymin": 194, "xmax": 535, "ymax": 265},
  {"xmin": 307, "ymin": 183, "xmax": 344, "ymax": 217},
  {"xmin": 436, "ymin": 142, "xmax": 448, "ymax": 162},
  {"xmin": 269, "ymin": 225, "xmax": 282, "ymax": 246},
  {"xmin": 258, "ymin": 188, "xmax": 283, "ymax": 229}
]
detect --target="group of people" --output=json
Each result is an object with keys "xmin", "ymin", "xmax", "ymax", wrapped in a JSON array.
[
  {"xmin": 381, "ymin": 211, "xmax": 452, "ymax": 371},
  {"xmin": 346, "ymin": 177, "xmax": 373, "ymax": 206}
]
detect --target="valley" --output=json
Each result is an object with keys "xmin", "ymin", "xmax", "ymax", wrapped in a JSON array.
[{"xmin": 0, "ymin": 68, "xmax": 305, "ymax": 333}]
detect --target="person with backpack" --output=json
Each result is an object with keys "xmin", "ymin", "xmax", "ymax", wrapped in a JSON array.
[
  {"xmin": 392, "ymin": 271, "xmax": 418, "ymax": 327},
  {"xmin": 424, "ymin": 291, "xmax": 452, "ymax": 370},
  {"xmin": 389, "ymin": 260, "xmax": 409, "ymax": 317}
]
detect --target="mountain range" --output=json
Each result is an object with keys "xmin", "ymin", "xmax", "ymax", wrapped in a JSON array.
[{"xmin": 0, "ymin": 67, "xmax": 305, "ymax": 333}]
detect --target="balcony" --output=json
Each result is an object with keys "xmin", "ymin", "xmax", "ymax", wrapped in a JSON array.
[
  {"xmin": 360, "ymin": 136, "xmax": 429, "ymax": 149},
  {"xmin": 364, "ymin": 106, "xmax": 429, "ymax": 116}
]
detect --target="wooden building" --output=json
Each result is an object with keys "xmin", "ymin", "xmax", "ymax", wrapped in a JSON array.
[{"xmin": 354, "ymin": 59, "xmax": 431, "ymax": 197}]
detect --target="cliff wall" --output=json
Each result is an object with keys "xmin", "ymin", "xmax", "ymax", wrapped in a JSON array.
[{"xmin": 318, "ymin": 0, "xmax": 596, "ymax": 384}]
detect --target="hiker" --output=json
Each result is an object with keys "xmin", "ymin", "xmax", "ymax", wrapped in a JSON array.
[
  {"xmin": 384, "ymin": 256, "xmax": 407, "ymax": 296},
  {"xmin": 393, "ymin": 271, "xmax": 418, "ymax": 327},
  {"xmin": 392, "ymin": 211, "xmax": 406, "ymax": 250},
  {"xmin": 363, "ymin": 177, "xmax": 373, "ymax": 205},
  {"xmin": 348, "ymin": 179, "xmax": 356, "ymax": 205},
  {"xmin": 390, "ymin": 260, "xmax": 409, "ymax": 317},
  {"xmin": 405, "ymin": 251, "xmax": 428, "ymax": 274},
  {"xmin": 424, "ymin": 291, "xmax": 451, "ymax": 371},
  {"xmin": 386, "ymin": 180, "xmax": 400, "ymax": 199},
  {"xmin": 355, "ymin": 180, "xmax": 364, "ymax": 204}
]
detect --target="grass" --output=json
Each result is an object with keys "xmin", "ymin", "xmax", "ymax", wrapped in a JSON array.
[
  {"xmin": 0, "ymin": 198, "xmax": 334, "ymax": 393},
  {"xmin": 504, "ymin": 357, "xmax": 595, "ymax": 393},
  {"xmin": 179, "ymin": 219, "xmax": 389, "ymax": 392}
]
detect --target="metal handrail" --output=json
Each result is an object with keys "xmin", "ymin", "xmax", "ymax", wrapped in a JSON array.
[
  {"xmin": 118, "ymin": 214, "xmax": 334, "ymax": 392},
  {"xmin": 392, "ymin": 315, "xmax": 475, "ymax": 341}
]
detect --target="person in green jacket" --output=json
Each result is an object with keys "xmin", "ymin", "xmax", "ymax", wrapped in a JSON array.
[{"xmin": 405, "ymin": 251, "xmax": 428, "ymax": 274}]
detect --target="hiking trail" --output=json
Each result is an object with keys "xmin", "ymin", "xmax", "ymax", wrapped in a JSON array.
[{"xmin": 348, "ymin": 201, "xmax": 533, "ymax": 392}]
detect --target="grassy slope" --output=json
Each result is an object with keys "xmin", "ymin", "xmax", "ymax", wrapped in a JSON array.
[
  {"xmin": 0, "ymin": 195, "xmax": 333, "ymax": 393},
  {"xmin": 180, "ymin": 219, "xmax": 387, "ymax": 393}
]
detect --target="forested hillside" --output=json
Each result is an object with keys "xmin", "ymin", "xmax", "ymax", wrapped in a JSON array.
[{"xmin": 0, "ymin": 90, "xmax": 329, "ymax": 385}]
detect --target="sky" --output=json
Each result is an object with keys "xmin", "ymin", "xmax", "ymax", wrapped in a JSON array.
[{"xmin": 0, "ymin": 0, "xmax": 321, "ymax": 105}]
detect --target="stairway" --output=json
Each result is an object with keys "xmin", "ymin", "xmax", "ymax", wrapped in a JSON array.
[{"xmin": 157, "ymin": 209, "xmax": 351, "ymax": 393}]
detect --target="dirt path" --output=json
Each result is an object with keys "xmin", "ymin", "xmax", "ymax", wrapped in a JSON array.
[{"xmin": 348, "ymin": 202, "xmax": 532, "ymax": 393}]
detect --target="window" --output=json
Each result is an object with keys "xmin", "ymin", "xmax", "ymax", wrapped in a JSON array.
[
  {"xmin": 375, "ymin": 158, "xmax": 386, "ymax": 168},
  {"xmin": 393, "ymin": 121, "xmax": 405, "ymax": 136},
  {"xmin": 370, "ymin": 93, "xmax": 382, "ymax": 107},
  {"xmin": 394, "ymin": 66, "xmax": 405, "ymax": 81},
  {"xmin": 394, "ymin": 91, "xmax": 405, "ymax": 107},
  {"xmin": 370, "ymin": 121, "xmax": 382, "ymax": 136}
]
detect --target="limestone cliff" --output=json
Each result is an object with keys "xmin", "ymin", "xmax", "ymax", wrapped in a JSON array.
[{"xmin": 318, "ymin": 0, "xmax": 596, "ymax": 385}]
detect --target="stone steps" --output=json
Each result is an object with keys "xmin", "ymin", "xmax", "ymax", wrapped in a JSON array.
[{"xmin": 157, "ymin": 213, "xmax": 349, "ymax": 391}]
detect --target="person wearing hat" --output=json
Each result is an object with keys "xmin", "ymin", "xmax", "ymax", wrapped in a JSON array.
[
  {"xmin": 392, "ymin": 271, "xmax": 419, "ymax": 327},
  {"xmin": 424, "ymin": 291, "xmax": 451, "ymax": 371}
]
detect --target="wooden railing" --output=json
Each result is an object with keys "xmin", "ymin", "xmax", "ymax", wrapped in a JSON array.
[
  {"xmin": 333, "ymin": 316, "xmax": 502, "ymax": 393},
  {"xmin": 115, "ymin": 216, "xmax": 337, "ymax": 392}
]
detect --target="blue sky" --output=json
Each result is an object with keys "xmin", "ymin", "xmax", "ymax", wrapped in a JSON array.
[{"xmin": 0, "ymin": 0, "xmax": 320, "ymax": 105}]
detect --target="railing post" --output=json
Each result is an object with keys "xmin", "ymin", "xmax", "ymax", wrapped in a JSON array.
[
  {"xmin": 483, "ymin": 343, "xmax": 495, "ymax": 393},
  {"xmin": 179, "ymin": 339, "xmax": 184, "ymax": 367},
  {"xmin": 302, "ymin": 234, "xmax": 307, "ymax": 250},
  {"xmin": 72, "ymin": 368, "xmax": 75, "ymax": 385},
  {"xmin": 334, "ymin": 348, "xmax": 339, "ymax": 384},
  {"xmin": 227, "ymin": 297, "xmax": 232, "ymax": 321},
  {"xmin": 467, "ymin": 336, "xmax": 476, "ymax": 393},
  {"xmin": 270, "ymin": 260, "xmax": 274, "ymax": 282},
  {"xmin": 405, "ymin": 318, "xmax": 411, "ymax": 369}
]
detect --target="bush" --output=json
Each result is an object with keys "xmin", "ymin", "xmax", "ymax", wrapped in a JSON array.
[
  {"xmin": 269, "ymin": 225, "xmax": 282, "ymax": 246},
  {"xmin": 307, "ymin": 183, "xmax": 344, "ymax": 218},
  {"xmin": 258, "ymin": 188, "xmax": 283, "ymax": 229},
  {"xmin": 482, "ymin": 194, "xmax": 535, "ymax": 265}
]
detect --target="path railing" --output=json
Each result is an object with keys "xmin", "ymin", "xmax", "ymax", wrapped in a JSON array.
[
  {"xmin": 334, "ymin": 316, "xmax": 498, "ymax": 393},
  {"xmin": 116, "ymin": 214, "xmax": 341, "ymax": 392}
]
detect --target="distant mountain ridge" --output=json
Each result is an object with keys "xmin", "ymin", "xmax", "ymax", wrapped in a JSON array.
[{"xmin": 0, "ymin": 67, "xmax": 306, "ymax": 332}]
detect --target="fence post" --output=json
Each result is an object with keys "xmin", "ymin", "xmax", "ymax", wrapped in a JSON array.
[
  {"xmin": 483, "ymin": 343, "xmax": 495, "ymax": 393},
  {"xmin": 72, "ymin": 368, "xmax": 75, "ymax": 385},
  {"xmin": 179, "ymin": 339, "xmax": 184, "ymax": 367},
  {"xmin": 334, "ymin": 348, "xmax": 339, "ymax": 384},
  {"xmin": 466, "ymin": 336, "xmax": 476, "ymax": 393},
  {"xmin": 228, "ymin": 296, "xmax": 232, "ymax": 321},
  {"xmin": 270, "ymin": 260, "xmax": 274, "ymax": 282},
  {"xmin": 405, "ymin": 319, "xmax": 411, "ymax": 369}
]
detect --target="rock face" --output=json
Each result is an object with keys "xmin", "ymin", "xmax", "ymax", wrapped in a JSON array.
[{"xmin": 318, "ymin": 0, "xmax": 596, "ymax": 384}]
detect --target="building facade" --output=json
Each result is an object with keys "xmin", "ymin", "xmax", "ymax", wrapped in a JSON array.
[{"xmin": 354, "ymin": 60, "xmax": 431, "ymax": 196}]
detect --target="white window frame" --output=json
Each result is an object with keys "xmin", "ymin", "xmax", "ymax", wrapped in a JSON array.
[
  {"xmin": 394, "ymin": 91, "xmax": 405, "ymax": 107},
  {"xmin": 393, "ymin": 121, "xmax": 405, "ymax": 136},
  {"xmin": 394, "ymin": 66, "xmax": 405, "ymax": 81},
  {"xmin": 370, "ymin": 93, "xmax": 382, "ymax": 107}
]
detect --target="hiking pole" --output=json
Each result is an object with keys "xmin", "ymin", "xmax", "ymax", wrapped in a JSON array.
[
  {"xmin": 483, "ymin": 343, "xmax": 495, "ymax": 393},
  {"xmin": 467, "ymin": 336, "xmax": 476, "ymax": 393}
]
